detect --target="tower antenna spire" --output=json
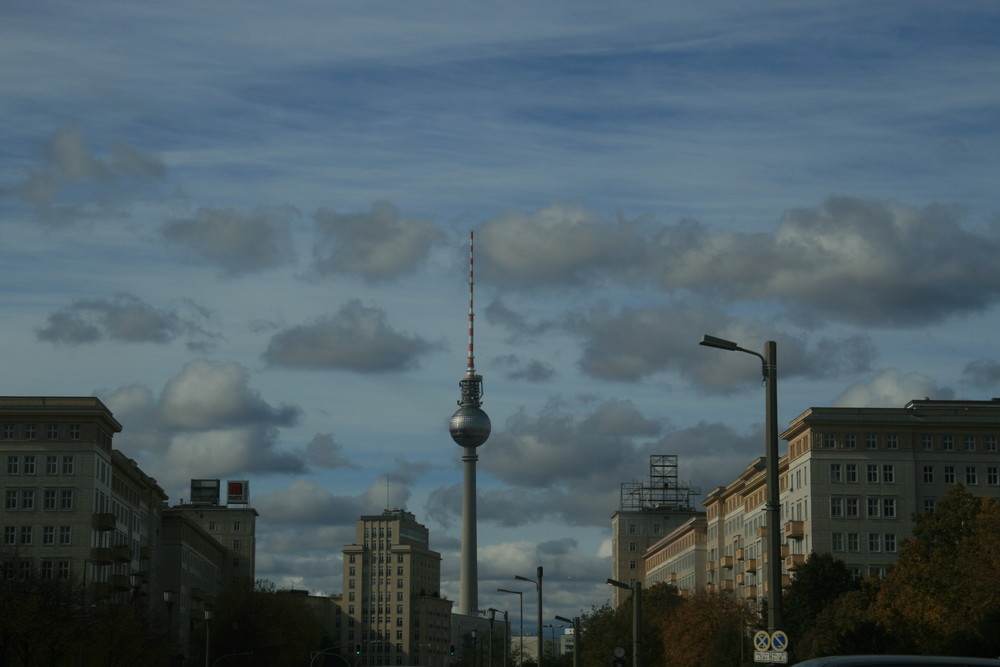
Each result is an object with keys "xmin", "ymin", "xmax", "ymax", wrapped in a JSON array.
[{"xmin": 466, "ymin": 230, "xmax": 477, "ymax": 379}]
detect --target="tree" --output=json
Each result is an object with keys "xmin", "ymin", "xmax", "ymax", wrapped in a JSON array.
[
  {"xmin": 873, "ymin": 485, "xmax": 1000, "ymax": 656},
  {"xmin": 783, "ymin": 552, "xmax": 860, "ymax": 648},
  {"xmin": 661, "ymin": 591, "xmax": 752, "ymax": 667}
]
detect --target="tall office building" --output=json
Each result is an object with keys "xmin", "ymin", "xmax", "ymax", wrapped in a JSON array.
[
  {"xmin": 643, "ymin": 399, "xmax": 1000, "ymax": 602},
  {"xmin": 609, "ymin": 455, "xmax": 701, "ymax": 607},
  {"xmin": 342, "ymin": 509, "xmax": 452, "ymax": 667},
  {"xmin": 172, "ymin": 478, "xmax": 258, "ymax": 585}
]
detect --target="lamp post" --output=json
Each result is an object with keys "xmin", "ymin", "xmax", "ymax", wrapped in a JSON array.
[
  {"xmin": 514, "ymin": 566, "xmax": 543, "ymax": 667},
  {"xmin": 607, "ymin": 579, "xmax": 641, "ymax": 667},
  {"xmin": 204, "ymin": 610, "xmax": 213, "ymax": 667},
  {"xmin": 163, "ymin": 591, "xmax": 176, "ymax": 643},
  {"xmin": 497, "ymin": 588, "xmax": 523, "ymax": 667},
  {"xmin": 542, "ymin": 624, "xmax": 563, "ymax": 660},
  {"xmin": 699, "ymin": 334, "xmax": 783, "ymax": 632},
  {"xmin": 554, "ymin": 616, "xmax": 579, "ymax": 667}
]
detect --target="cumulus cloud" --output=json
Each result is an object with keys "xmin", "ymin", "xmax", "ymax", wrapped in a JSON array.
[
  {"xmin": 649, "ymin": 197, "xmax": 1000, "ymax": 326},
  {"xmin": 961, "ymin": 359, "xmax": 1000, "ymax": 390},
  {"xmin": 832, "ymin": 369, "xmax": 955, "ymax": 407},
  {"xmin": 161, "ymin": 205, "xmax": 297, "ymax": 277},
  {"xmin": 262, "ymin": 299, "xmax": 436, "ymax": 372},
  {"xmin": 3, "ymin": 126, "xmax": 166, "ymax": 226},
  {"xmin": 476, "ymin": 201, "xmax": 643, "ymax": 289},
  {"xmin": 568, "ymin": 302, "xmax": 875, "ymax": 391},
  {"xmin": 309, "ymin": 201, "xmax": 444, "ymax": 282},
  {"xmin": 36, "ymin": 292, "xmax": 215, "ymax": 347},
  {"xmin": 304, "ymin": 433, "xmax": 359, "ymax": 470},
  {"xmin": 475, "ymin": 199, "xmax": 1000, "ymax": 328},
  {"xmin": 103, "ymin": 360, "xmax": 306, "ymax": 487},
  {"xmin": 493, "ymin": 354, "xmax": 555, "ymax": 382}
]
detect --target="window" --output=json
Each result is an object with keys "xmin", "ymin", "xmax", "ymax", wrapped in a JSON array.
[
  {"xmin": 831, "ymin": 533, "xmax": 844, "ymax": 551},
  {"xmin": 923, "ymin": 466, "xmax": 934, "ymax": 483},
  {"xmin": 25, "ymin": 424, "xmax": 36, "ymax": 440},
  {"xmin": 57, "ymin": 561, "xmax": 70, "ymax": 579},
  {"xmin": 7, "ymin": 456, "xmax": 19, "ymax": 475},
  {"xmin": 868, "ymin": 533, "xmax": 880, "ymax": 552},
  {"xmin": 59, "ymin": 526, "xmax": 71, "ymax": 545},
  {"xmin": 47, "ymin": 424, "xmax": 59, "ymax": 440},
  {"xmin": 349, "ymin": 554, "xmax": 356, "ymax": 563},
  {"xmin": 628, "ymin": 523, "xmax": 636, "ymax": 534},
  {"xmin": 40, "ymin": 561, "xmax": 53, "ymax": 579},
  {"xmin": 233, "ymin": 521, "xmax": 241, "ymax": 531},
  {"xmin": 846, "ymin": 497, "xmax": 860, "ymax": 517},
  {"xmin": 42, "ymin": 526, "xmax": 55, "ymax": 545},
  {"xmin": 20, "ymin": 525, "xmax": 32, "ymax": 545},
  {"xmin": 844, "ymin": 433, "xmax": 857, "ymax": 449},
  {"xmin": 887, "ymin": 434, "xmax": 898, "ymax": 449},
  {"xmin": 965, "ymin": 435, "xmax": 976, "ymax": 451},
  {"xmin": 44, "ymin": 490, "xmax": 57, "ymax": 510},
  {"xmin": 922, "ymin": 435, "xmax": 934, "ymax": 450},
  {"xmin": 923, "ymin": 499, "xmax": 936, "ymax": 513},
  {"xmin": 989, "ymin": 467, "xmax": 999, "ymax": 486},
  {"xmin": 23, "ymin": 456, "xmax": 35, "ymax": 475},
  {"xmin": 867, "ymin": 464, "xmax": 879, "ymax": 483},
  {"xmin": 823, "ymin": 433, "xmax": 836, "ymax": 448},
  {"xmin": 397, "ymin": 579, "xmax": 403, "ymax": 588},
  {"xmin": 882, "ymin": 498, "xmax": 897, "ymax": 518},
  {"xmin": 45, "ymin": 456, "xmax": 57, "ymax": 475},
  {"xmin": 966, "ymin": 466, "xmax": 978, "ymax": 485},
  {"xmin": 867, "ymin": 497, "xmax": 880, "ymax": 518},
  {"xmin": 349, "ymin": 566, "xmax": 356, "ymax": 576},
  {"xmin": 69, "ymin": 424, "xmax": 80, "ymax": 440},
  {"xmin": 944, "ymin": 466, "xmax": 956, "ymax": 484},
  {"xmin": 882, "ymin": 465, "xmax": 894, "ymax": 483},
  {"xmin": 943, "ymin": 435, "xmax": 954, "ymax": 450},
  {"xmin": 4, "ymin": 490, "xmax": 17, "ymax": 510},
  {"xmin": 830, "ymin": 497, "xmax": 844, "ymax": 517},
  {"xmin": 61, "ymin": 456, "xmax": 74, "ymax": 475},
  {"xmin": 847, "ymin": 533, "xmax": 859, "ymax": 552},
  {"xmin": 3, "ymin": 526, "xmax": 14, "ymax": 545},
  {"xmin": 2, "ymin": 424, "xmax": 13, "ymax": 440},
  {"xmin": 865, "ymin": 433, "xmax": 877, "ymax": 449},
  {"xmin": 846, "ymin": 464, "xmax": 858, "ymax": 483},
  {"xmin": 988, "ymin": 436, "xmax": 998, "ymax": 452},
  {"xmin": 629, "ymin": 560, "xmax": 637, "ymax": 570},
  {"xmin": 21, "ymin": 489, "xmax": 34, "ymax": 511},
  {"xmin": 628, "ymin": 542, "xmax": 637, "ymax": 552},
  {"xmin": 233, "ymin": 539, "xmax": 241, "ymax": 549},
  {"xmin": 885, "ymin": 534, "xmax": 897, "ymax": 552},
  {"xmin": 830, "ymin": 463, "xmax": 843, "ymax": 483}
]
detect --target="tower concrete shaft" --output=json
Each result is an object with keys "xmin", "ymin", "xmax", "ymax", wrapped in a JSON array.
[{"xmin": 459, "ymin": 449, "xmax": 478, "ymax": 615}]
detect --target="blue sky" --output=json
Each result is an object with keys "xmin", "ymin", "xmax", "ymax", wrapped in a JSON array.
[{"xmin": 3, "ymin": 0, "xmax": 1000, "ymax": 627}]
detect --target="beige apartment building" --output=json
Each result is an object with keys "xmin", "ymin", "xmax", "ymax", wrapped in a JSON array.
[
  {"xmin": 643, "ymin": 399, "xmax": 1000, "ymax": 604},
  {"xmin": 342, "ymin": 508, "xmax": 453, "ymax": 666}
]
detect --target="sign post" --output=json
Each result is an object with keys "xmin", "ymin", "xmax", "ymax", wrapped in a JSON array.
[{"xmin": 753, "ymin": 630, "xmax": 789, "ymax": 664}]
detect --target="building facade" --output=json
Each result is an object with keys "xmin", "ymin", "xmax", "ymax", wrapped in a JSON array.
[
  {"xmin": 644, "ymin": 399, "xmax": 1000, "ymax": 603},
  {"xmin": 342, "ymin": 508, "xmax": 453, "ymax": 666},
  {"xmin": 172, "ymin": 479, "xmax": 258, "ymax": 586}
]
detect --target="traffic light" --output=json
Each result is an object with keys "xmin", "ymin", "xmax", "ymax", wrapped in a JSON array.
[
  {"xmin": 449, "ymin": 645, "xmax": 455, "ymax": 656},
  {"xmin": 354, "ymin": 644, "xmax": 361, "ymax": 655}
]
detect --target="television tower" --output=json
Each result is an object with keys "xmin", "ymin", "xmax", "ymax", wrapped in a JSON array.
[{"xmin": 449, "ymin": 231, "xmax": 491, "ymax": 616}]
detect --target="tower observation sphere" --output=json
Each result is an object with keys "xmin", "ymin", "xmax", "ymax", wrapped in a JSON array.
[{"xmin": 450, "ymin": 403, "xmax": 491, "ymax": 448}]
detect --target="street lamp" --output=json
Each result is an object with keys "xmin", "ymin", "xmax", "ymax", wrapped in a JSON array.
[
  {"xmin": 204, "ymin": 609, "xmax": 213, "ymax": 667},
  {"xmin": 514, "ymin": 566, "xmax": 543, "ymax": 667},
  {"xmin": 497, "ymin": 588, "xmax": 524, "ymax": 667},
  {"xmin": 699, "ymin": 334, "xmax": 783, "ymax": 632},
  {"xmin": 607, "ymin": 578, "xmax": 641, "ymax": 667},
  {"xmin": 554, "ymin": 616, "xmax": 579, "ymax": 667},
  {"xmin": 543, "ymin": 624, "xmax": 563, "ymax": 659},
  {"xmin": 163, "ymin": 591, "xmax": 176, "ymax": 642}
]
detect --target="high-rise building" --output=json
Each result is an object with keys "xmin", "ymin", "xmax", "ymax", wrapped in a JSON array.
[
  {"xmin": 609, "ymin": 455, "xmax": 701, "ymax": 607},
  {"xmin": 342, "ymin": 508, "xmax": 452, "ymax": 666},
  {"xmin": 643, "ymin": 399, "xmax": 1000, "ymax": 603},
  {"xmin": 172, "ymin": 478, "xmax": 258, "ymax": 585}
]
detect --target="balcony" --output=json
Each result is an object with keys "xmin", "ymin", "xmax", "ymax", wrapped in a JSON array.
[
  {"xmin": 742, "ymin": 585, "xmax": 757, "ymax": 598},
  {"xmin": 92, "ymin": 513, "xmax": 116, "ymax": 532},
  {"xmin": 110, "ymin": 574, "xmax": 130, "ymax": 591},
  {"xmin": 784, "ymin": 520, "xmax": 805, "ymax": 540},
  {"xmin": 111, "ymin": 545, "xmax": 132, "ymax": 562},
  {"xmin": 720, "ymin": 580, "xmax": 734, "ymax": 591},
  {"xmin": 735, "ymin": 547, "xmax": 744, "ymax": 561},
  {"xmin": 785, "ymin": 554, "xmax": 807, "ymax": 570},
  {"xmin": 720, "ymin": 555, "xmax": 734, "ymax": 569},
  {"xmin": 736, "ymin": 572, "xmax": 745, "ymax": 585},
  {"xmin": 90, "ymin": 582, "xmax": 111, "ymax": 599},
  {"xmin": 191, "ymin": 587, "xmax": 206, "ymax": 601},
  {"xmin": 756, "ymin": 526, "xmax": 767, "ymax": 538},
  {"xmin": 90, "ymin": 547, "xmax": 112, "ymax": 565},
  {"xmin": 744, "ymin": 558, "xmax": 758, "ymax": 573},
  {"xmin": 139, "ymin": 545, "xmax": 151, "ymax": 560},
  {"xmin": 707, "ymin": 560, "xmax": 717, "ymax": 572},
  {"xmin": 667, "ymin": 572, "xmax": 677, "ymax": 583}
]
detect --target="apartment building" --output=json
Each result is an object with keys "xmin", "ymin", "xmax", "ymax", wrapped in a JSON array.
[
  {"xmin": 0, "ymin": 396, "xmax": 167, "ymax": 607},
  {"xmin": 342, "ymin": 508, "xmax": 453, "ymax": 666},
  {"xmin": 643, "ymin": 398, "xmax": 1000, "ymax": 602},
  {"xmin": 172, "ymin": 478, "xmax": 258, "ymax": 585}
]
